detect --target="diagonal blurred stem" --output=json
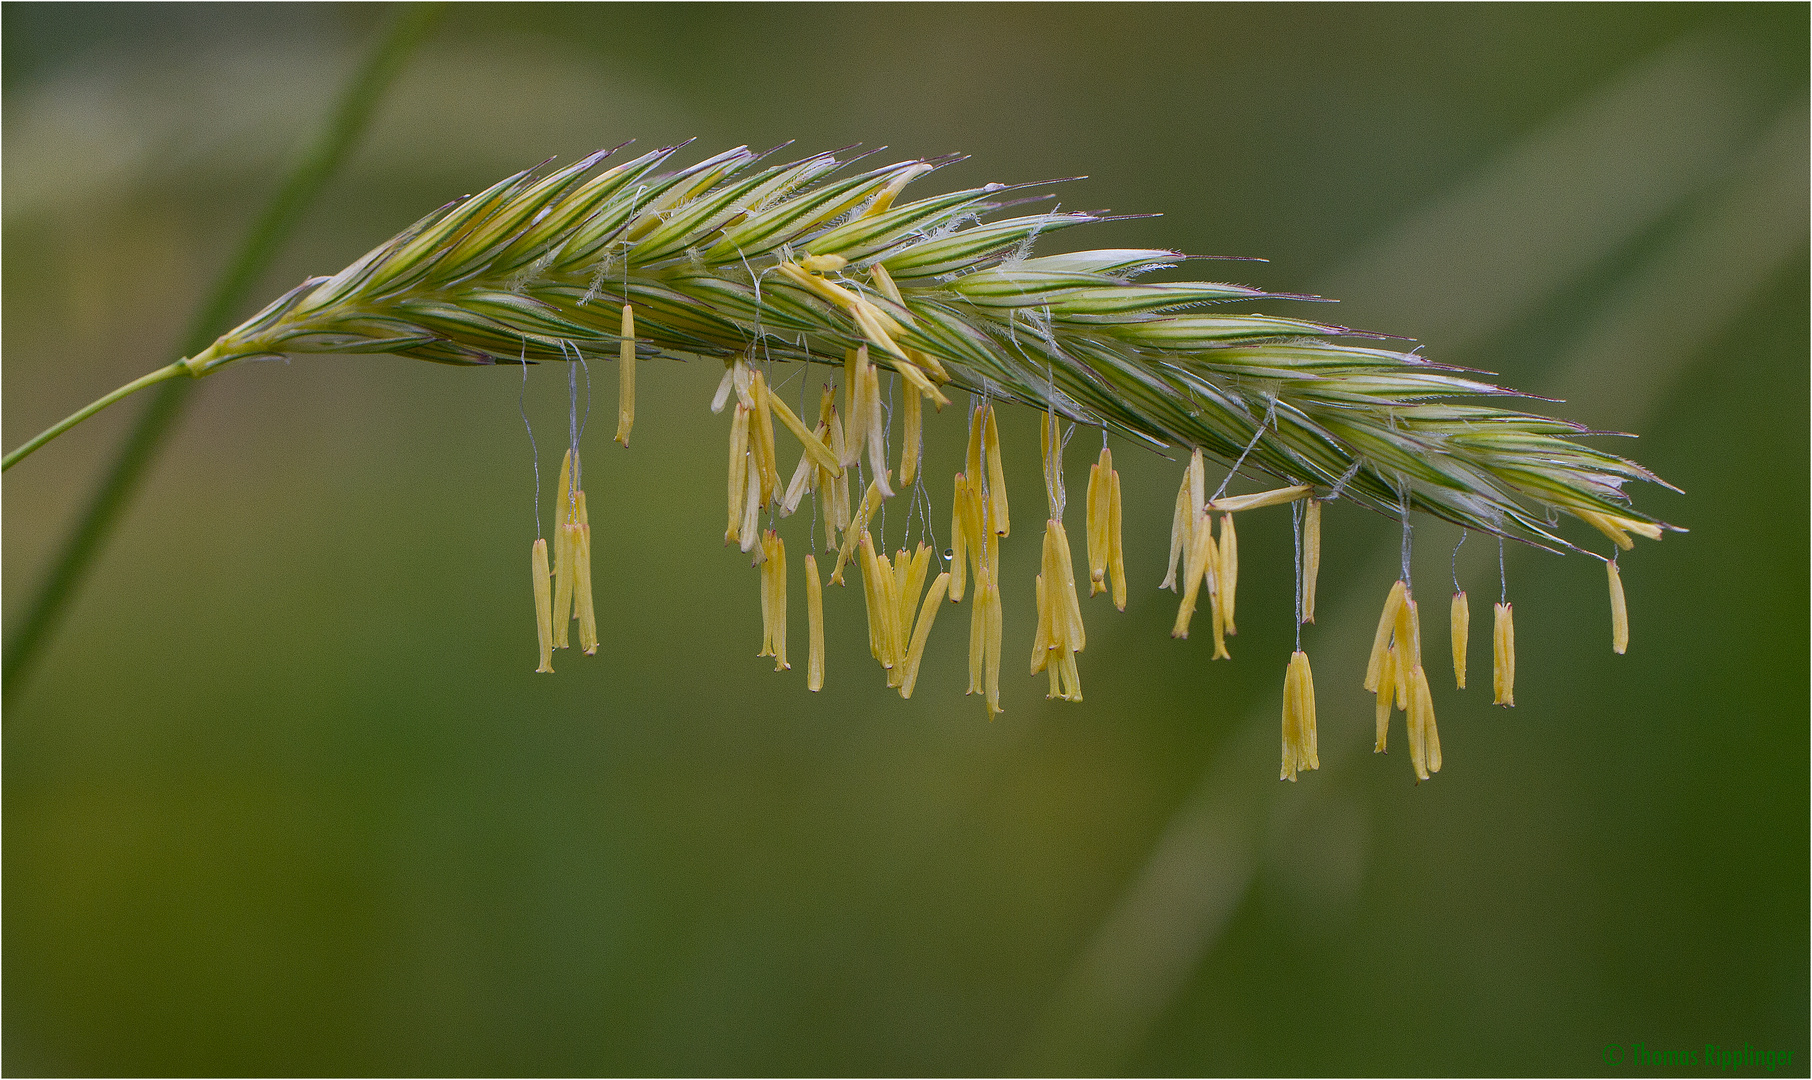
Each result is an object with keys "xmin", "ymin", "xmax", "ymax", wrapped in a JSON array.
[{"xmin": 2, "ymin": 2, "xmax": 443, "ymax": 701}]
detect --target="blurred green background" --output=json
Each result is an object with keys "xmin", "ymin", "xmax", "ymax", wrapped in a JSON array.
[{"xmin": 4, "ymin": 4, "xmax": 1806, "ymax": 1074}]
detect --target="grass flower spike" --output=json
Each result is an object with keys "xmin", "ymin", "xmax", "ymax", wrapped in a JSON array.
[{"xmin": 6, "ymin": 141, "xmax": 1683, "ymax": 781}]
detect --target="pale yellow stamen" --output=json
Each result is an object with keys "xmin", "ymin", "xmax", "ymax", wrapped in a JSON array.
[
  {"xmin": 1208, "ymin": 484, "xmax": 1312, "ymax": 513},
  {"xmin": 750, "ymin": 371, "xmax": 780, "ymax": 507},
  {"xmin": 780, "ymin": 423, "xmax": 823, "ymax": 517},
  {"xmin": 798, "ymin": 253, "xmax": 848, "ymax": 274},
  {"xmin": 739, "ymin": 449, "xmax": 762, "ymax": 555},
  {"xmin": 1415, "ymin": 665, "xmax": 1441, "ymax": 776},
  {"xmin": 532, "ymin": 537, "xmax": 554, "ymax": 674},
  {"xmin": 968, "ymin": 566, "xmax": 988, "ymax": 696},
  {"xmin": 1219, "ymin": 513, "xmax": 1238, "ymax": 636},
  {"xmin": 949, "ymin": 473, "xmax": 971, "ymax": 604},
  {"xmin": 1577, "ymin": 508, "xmax": 1664, "ymax": 551},
  {"xmin": 1031, "ymin": 571, "xmax": 1052, "ymax": 675},
  {"xmin": 1301, "ymin": 498, "xmax": 1321, "ymax": 623},
  {"xmin": 552, "ymin": 450, "xmax": 580, "ymax": 650},
  {"xmin": 1364, "ymin": 580, "xmax": 1408, "ymax": 691},
  {"xmin": 983, "ymin": 404, "xmax": 1009, "ymax": 537},
  {"xmin": 965, "ymin": 406, "xmax": 984, "ymax": 491},
  {"xmin": 769, "ymin": 532, "xmax": 789, "ymax": 672},
  {"xmin": 575, "ymin": 491, "xmax": 597, "ymax": 655},
  {"xmin": 899, "ymin": 386, "xmax": 922, "ymax": 487},
  {"xmin": 614, "ymin": 303, "xmax": 636, "ymax": 446},
  {"xmin": 1281, "ymin": 650, "xmax": 1319, "ymax": 781},
  {"xmin": 726, "ymin": 404, "xmax": 749, "ymax": 545},
  {"xmin": 830, "ymin": 479, "xmax": 885, "ymax": 586},
  {"xmin": 1493, "ymin": 601, "xmax": 1516, "ymax": 707},
  {"xmin": 1393, "ymin": 597, "xmax": 1416, "ymax": 711},
  {"xmin": 858, "ymin": 532, "xmax": 885, "ymax": 666},
  {"xmin": 1161, "ymin": 473, "xmax": 1190, "ymax": 592},
  {"xmin": 862, "ymin": 364, "xmax": 893, "ymax": 497},
  {"xmin": 1086, "ymin": 450, "xmax": 1109, "ymax": 595},
  {"xmin": 824, "ymin": 405, "xmax": 851, "ymax": 539},
  {"xmin": 1172, "ymin": 509, "xmax": 1218, "ymax": 639},
  {"xmin": 899, "ymin": 572, "xmax": 952, "ymax": 699},
  {"xmin": 1107, "ymin": 468, "xmax": 1126, "ymax": 612},
  {"xmin": 1451, "ymin": 590, "xmax": 1469, "ymax": 689},
  {"xmin": 902, "ymin": 544, "xmax": 931, "ymax": 649},
  {"xmin": 1608, "ymin": 559, "xmax": 1628, "ymax": 654},
  {"xmin": 983, "ymin": 568, "xmax": 1004, "ymax": 717},
  {"xmin": 1406, "ymin": 664, "xmax": 1431, "ymax": 781},
  {"xmin": 1374, "ymin": 643, "xmax": 1395, "ymax": 753},
  {"xmin": 842, "ymin": 348, "xmax": 865, "ymax": 466},
  {"xmin": 805, "ymin": 553, "xmax": 826, "ymax": 692},
  {"xmin": 766, "ymin": 384, "xmax": 842, "ymax": 477}
]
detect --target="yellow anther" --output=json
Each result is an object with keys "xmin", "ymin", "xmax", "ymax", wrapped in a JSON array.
[
  {"xmin": 1030, "ymin": 571, "xmax": 1052, "ymax": 675},
  {"xmin": 749, "ymin": 370, "xmax": 780, "ymax": 507},
  {"xmin": 1281, "ymin": 651, "xmax": 1319, "ymax": 781},
  {"xmin": 949, "ymin": 473, "xmax": 971, "ymax": 604},
  {"xmin": 1415, "ymin": 665, "xmax": 1442, "ymax": 776},
  {"xmin": 1364, "ymin": 580, "xmax": 1408, "ymax": 692},
  {"xmin": 899, "ymin": 385, "xmax": 922, "ymax": 487},
  {"xmin": 1451, "ymin": 590, "xmax": 1469, "ymax": 689},
  {"xmin": 779, "ymin": 423, "xmax": 823, "ymax": 517},
  {"xmin": 1374, "ymin": 643, "xmax": 1395, "ymax": 753},
  {"xmin": 531, "ymin": 537, "xmax": 554, "ymax": 674},
  {"xmin": 798, "ymin": 253, "xmax": 848, "ymax": 273},
  {"xmin": 768, "ymin": 532, "xmax": 789, "ymax": 672},
  {"xmin": 1208, "ymin": 484, "xmax": 1312, "ymax": 513},
  {"xmin": 862, "ymin": 364, "xmax": 893, "ymax": 497},
  {"xmin": 1219, "ymin": 513, "xmax": 1238, "ymax": 636},
  {"xmin": 766, "ymin": 386, "xmax": 842, "ymax": 478},
  {"xmin": 614, "ymin": 303, "xmax": 635, "ymax": 446},
  {"xmin": 1608, "ymin": 559, "xmax": 1628, "ymax": 655},
  {"xmin": 1301, "ymin": 498, "xmax": 1321, "ymax": 623},
  {"xmin": 899, "ymin": 572, "xmax": 952, "ymax": 699},
  {"xmin": 575, "ymin": 491, "xmax": 597, "ymax": 655},
  {"xmin": 1172, "ymin": 508, "xmax": 1219, "ymax": 639},
  {"xmin": 830, "ymin": 480, "xmax": 885, "ymax": 586},
  {"xmin": 726, "ymin": 403, "xmax": 749, "ymax": 545},
  {"xmin": 983, "ymin": 404, "xmax": 1009, "ymax": 537},
  {"xmin": 1041, "ymin": 409, "xmax": 1065, "ymax": 520},
  {"xmin": 1577, "ymin": 508, "xmax": 1664, "ymax": 551},
  {"xmin": 805, "ymin": 553, "xmax": 826, "ymax": 692},
  {"xmin": 1086, "ymin": 451, "xmax": 1109, "ymax": 596},
  {"xmin": 1107, "ymin": 467, "xmax": 1126, "ymax": 612},
  {"xmin": 1493, "ymin": 601, "xmax": 1516, "ymax": 707}
]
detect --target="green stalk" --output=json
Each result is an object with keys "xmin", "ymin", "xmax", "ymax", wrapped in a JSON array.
[
  {"xmin": 3, "ymin": 362, "xmax": 191, "ymax": 473},
  {"xmin": 2, "ymin": 3, "xmax": 442, "ymax": 699}
]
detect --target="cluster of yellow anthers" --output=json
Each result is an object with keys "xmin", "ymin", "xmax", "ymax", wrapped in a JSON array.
[
  {"xmin": 530, "ymin": 266, "xmax": 1652, "ymax": 784},
  {"xmin": 531, "ymin": 448, "xmax": 599, "ymax": 673}
]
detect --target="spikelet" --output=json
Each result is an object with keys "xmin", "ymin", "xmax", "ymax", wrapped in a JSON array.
[
  {"xmin": 1451, "ymin": 590, "xmax": 1469, "ymax": 688},
  {"xmin": 1364, "ymin": 580, "xmax": 1408, "ymax": 691},
  {"xmin": 1300, "ymin": 498, "xmax": 1321, "ymax": 623},
  {"xmin": 1607, "ymin": 559, "xmax": 1628, "ymax": 654},
  {"xmin": 805, "ymin": 553, "xmax": 825, "ymax": 691},
  {"xmin": 574, "ymin": 491, "xmax": 597, "ymax": 655},
  {"xmin": 1493, "ymin": 601, "xmax": 1516, "ymax": 707},
  {"xmin": 531, "ymin": 537, "xmax": 554, "ymax": 674},
  {"xmin": 614, "ymin": 303, "xmax": 635, "ymax": 445}
]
